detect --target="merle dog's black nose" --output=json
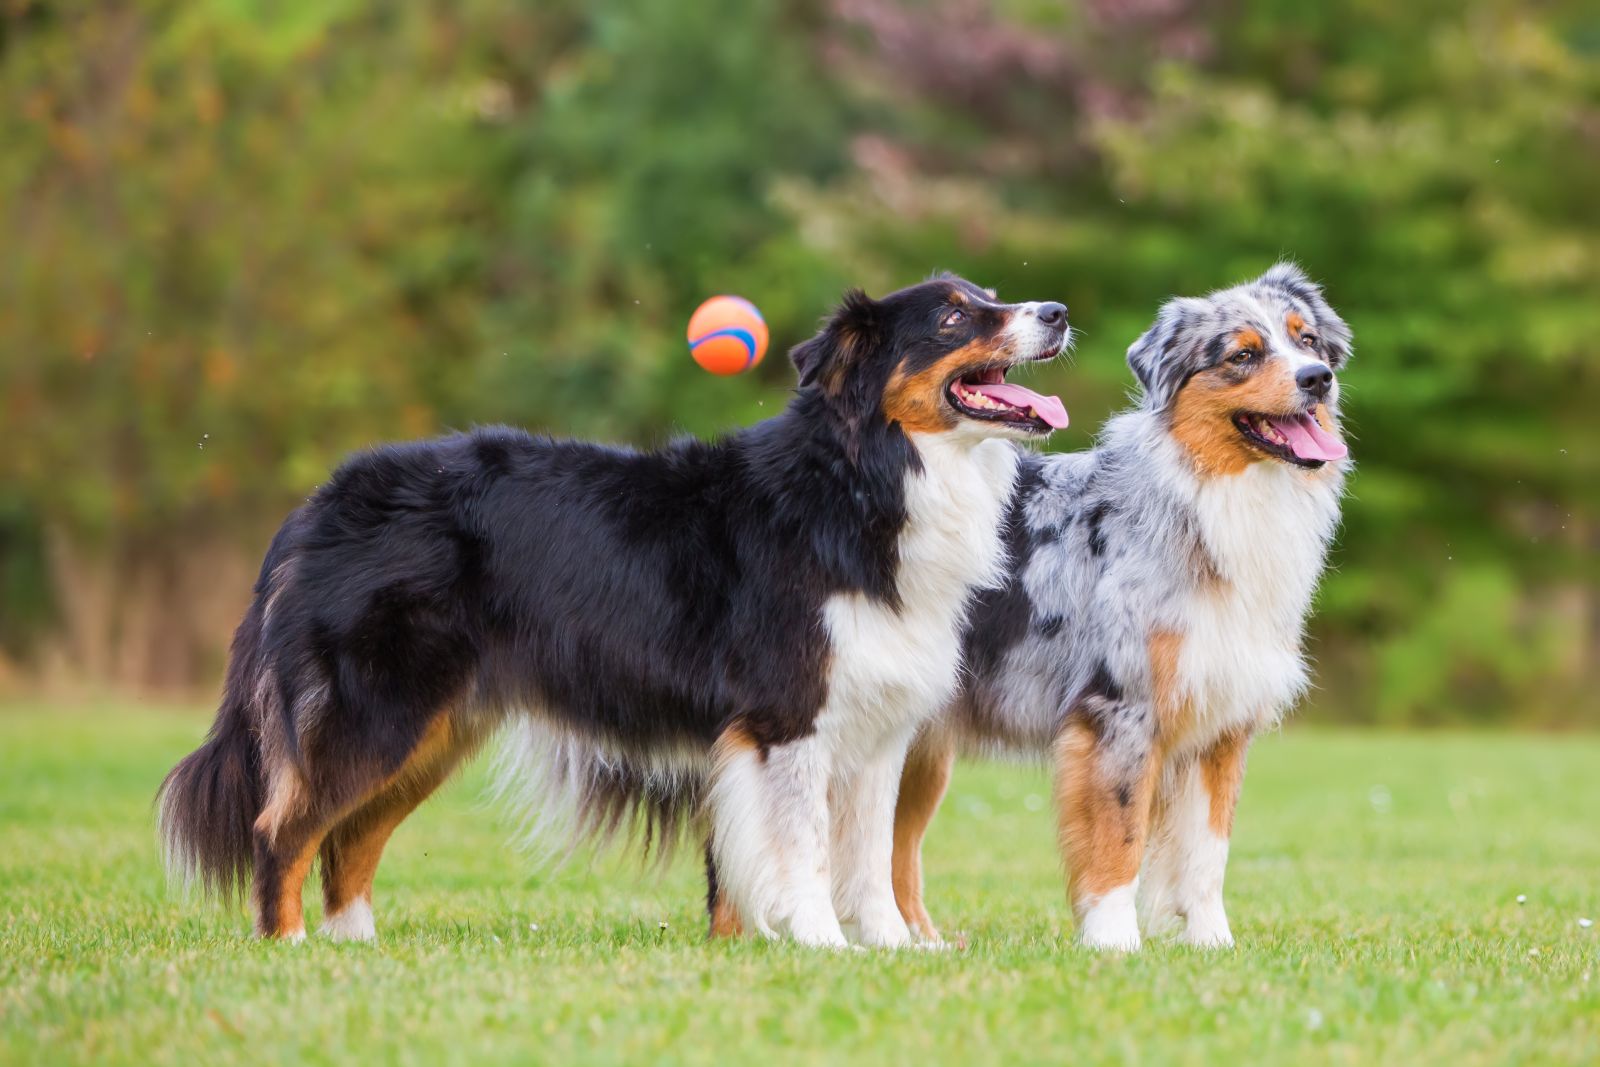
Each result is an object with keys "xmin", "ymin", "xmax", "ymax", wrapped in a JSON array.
[
  {"xmin": 1035, "ymin": 302, "xmax": 1068, "ymax": 327},
  {"xmin": 1296, "ymin": 363, "xmax": 1333, "ymax": 397}
]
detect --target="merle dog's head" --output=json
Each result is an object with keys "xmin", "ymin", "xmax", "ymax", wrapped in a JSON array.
[
  {"xmin": 791, "ymin": 275, "xmax": 1071, "ymax": 441},
  {"xmin": 1126, "ymin": 263, "xmax": 1352, "ymax": 475}
]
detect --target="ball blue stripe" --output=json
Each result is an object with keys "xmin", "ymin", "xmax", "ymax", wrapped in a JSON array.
[{"xmin": 689, "ymin": 326, "xmax": 758, "ymax": 366}]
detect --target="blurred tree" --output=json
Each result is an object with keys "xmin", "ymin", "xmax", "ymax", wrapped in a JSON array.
[
  {"xmin": 788, "ymin": 0, "xmax": 1600, "ymax": 724},
  {"xmin": 0, "ymin": 2, "xmax": 501, "ymax": 683},
  {"xmin": 463, "ymin": 0, "xmax": 858, "ymax": 443},
  {"xmin": 0, "ymin": 0, "xmax": 1594, "ymax": 721}
]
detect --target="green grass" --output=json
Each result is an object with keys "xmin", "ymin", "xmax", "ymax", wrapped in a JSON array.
[{"xmin": 2, "ymin": 705, "xmax": 1596, "ymax": 1066}]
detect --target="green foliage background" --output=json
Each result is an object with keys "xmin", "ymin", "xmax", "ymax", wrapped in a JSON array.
[{"xmin": 1, "ymin": 0, "xmax": 1595, "ymax": 722}]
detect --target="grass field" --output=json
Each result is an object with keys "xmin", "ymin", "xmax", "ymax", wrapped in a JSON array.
[{"xmin": 2, "ymin": 704, "xmax": 1596, "ymax": 1066}]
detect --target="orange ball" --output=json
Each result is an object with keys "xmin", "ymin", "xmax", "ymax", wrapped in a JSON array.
[{"xmin": 687, "ymin": 295, "xmax": 768, "ymax": 375}]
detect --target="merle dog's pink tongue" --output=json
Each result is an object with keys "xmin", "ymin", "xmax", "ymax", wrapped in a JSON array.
[
  {"xmin": 969, "ymin": 382, "xmax": 1070, "ymax": 429},
  {"xmin": 1269, "ymin": 412, "xmax": 1347, "ymax": 461}
]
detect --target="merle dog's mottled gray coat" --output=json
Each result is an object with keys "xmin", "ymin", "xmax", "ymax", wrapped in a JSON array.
[{"xmin": 947, "ymin": 263, "xmax": 1353, "ymax": 946}]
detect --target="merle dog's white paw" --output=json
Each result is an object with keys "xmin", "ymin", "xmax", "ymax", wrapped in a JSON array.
[
  {"xmin": 1177, "ymin": 907, "xmax": 1234, "ymax": 949},
  {"xmin": 1078, "ymin": 885, "xmax": 1142, "ymax": 952}
]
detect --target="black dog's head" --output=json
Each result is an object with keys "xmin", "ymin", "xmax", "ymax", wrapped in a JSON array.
[
  {"xmin": 791, "ymin": 275, "xmax": 1071, "ymax": 441},
  {"xmin": 1126, "ymin": 263, "xmax": 1352, "ymax": 475}
]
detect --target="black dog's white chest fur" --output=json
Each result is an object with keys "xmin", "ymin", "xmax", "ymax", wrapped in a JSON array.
[{"xmin": 816, "ymin": 434, "xmax": 1017, "ymax": 764}]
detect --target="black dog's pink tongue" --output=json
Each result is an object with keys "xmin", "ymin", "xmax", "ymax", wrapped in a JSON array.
[
  {"xmin": 967, "ymin": 382, "xmax": 1070, "ymax": 429},
  {"xmin": 1268, "ymin": 412, "xmax": 1347, "ymax": 461}
]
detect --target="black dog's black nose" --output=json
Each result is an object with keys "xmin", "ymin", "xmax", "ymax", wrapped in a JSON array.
[
  {"xmin": 1035, "ymin": 302, "xmax": 1068, "ymax": 327},
  {"xmin": 1296, "ymin": 363, "xmax": 1333, "ymax": 396}
]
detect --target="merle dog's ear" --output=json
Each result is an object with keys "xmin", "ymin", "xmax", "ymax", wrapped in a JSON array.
[
  {"xmin": 1260, "ymin": 261, "xmax": 1353, "ymax": 369},
  {"xmin": 791, "ymin": 288, "xmax": 879, "ymax": 390},
  {"xmin": 1126, "ymin": 297, "xmax": 1203, "ymax": 412}
]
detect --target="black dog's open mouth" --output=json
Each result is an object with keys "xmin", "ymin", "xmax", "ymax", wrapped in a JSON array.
[
  {"xmin": 1233, "ymin": 410, "xmax": 1348, "ymax": 468},
  {"xmin": 948, "ymin": 366, "xmax": 1069, "ymax": 433}
]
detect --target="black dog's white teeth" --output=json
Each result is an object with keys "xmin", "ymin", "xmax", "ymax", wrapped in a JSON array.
[
  {"xmin": 954, "ymin": 380, "xmax": 1014, "ymax": 413},
  {"xmin": 952, "ymin": 378, "xmax": 1034, "ymax": 420}
]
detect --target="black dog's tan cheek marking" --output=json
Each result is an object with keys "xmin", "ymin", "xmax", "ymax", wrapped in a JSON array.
[{"xmin": 882, "ymin": 335, "xmax": 1008, "ymax": 435}]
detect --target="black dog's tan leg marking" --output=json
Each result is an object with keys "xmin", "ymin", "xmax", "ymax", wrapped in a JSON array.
[
  {"xmin": 1053, "ymin": 718, "xmax": 1160, "ymax": 951},
  {"xmin": 251, "ymin": 712, "xmax": 475, "ymax": 941},
  {"xmin": 318, "ymin": 716, "xmax": 482, "ymax": 941},
  {"xmin": 252, "ymin": 771, "xmax": 328, "ymax": 941},
  {"xmin": 707, "ymin": 893, "xmax": 744, "ymax": 939},
  {"xmin": 892, "ymin": 730, "xmax": 956, "ymax": 943},
  {"xmin": 704, "ymin": 835, "xmax": 743, "ymax": 939}
]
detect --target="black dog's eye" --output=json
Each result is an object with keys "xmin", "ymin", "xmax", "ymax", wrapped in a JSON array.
[
  {"xmin": 942, "ymin": 308, "xmax": 966, "ymax": 328},
  {"xmin": 1300, "ymin": 334, "xmax": 1318, "ymax": 349},
  {"xmin": 1228, "ymin": 348, "xmax": 1258, "ymax": 366}
]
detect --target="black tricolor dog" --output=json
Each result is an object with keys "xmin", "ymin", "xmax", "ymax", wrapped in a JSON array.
[{"xmin": 159, "ymin": 276, "xmax": 1070, "ymax": 947}]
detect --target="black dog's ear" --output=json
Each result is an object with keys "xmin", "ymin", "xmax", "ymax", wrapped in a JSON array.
[
  {"xmin": 791, "ymin": 288, "xmax": 880, "ymax": 390},
  {"xmin": 1260, "ymin": 261, "xmax": 1353, "ymax": 369},
  {"xmin": 1126, "ymin": 297, "xmax": 1204, "ymax": 412}
]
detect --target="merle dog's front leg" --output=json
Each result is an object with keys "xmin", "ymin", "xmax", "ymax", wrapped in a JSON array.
[
  {"xmin": 1140, "ymin": 731, "xmax": 1250, "ymax": 947},
  {"xmin": 1053, "ymin": 711, "xmax": 1160, "ymax": 951}
]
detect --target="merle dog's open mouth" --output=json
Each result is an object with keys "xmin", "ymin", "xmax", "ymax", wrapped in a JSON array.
[
  {"xmin": 1233, "ymin": 410, "xmax": 1348, "ymax": 468},
  {"xmin": 948, "ymin": 365, "xmax": 1069, "ymax": 434}
]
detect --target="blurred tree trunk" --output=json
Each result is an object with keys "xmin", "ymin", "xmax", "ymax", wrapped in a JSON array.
[{"xmin": 43, "ymin": 525, "xmax": 254, "ymax": 692}]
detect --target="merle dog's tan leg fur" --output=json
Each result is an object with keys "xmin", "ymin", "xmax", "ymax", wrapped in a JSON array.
[{"xmin": 1054, "ymin": 718, "xmax": 1161, "ymax": 951}]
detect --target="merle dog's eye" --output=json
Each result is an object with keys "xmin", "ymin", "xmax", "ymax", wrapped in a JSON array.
[
  {"xmin": 1301, "ymin": 334, "xmax": 1318, "ymax": 349},
  {"xmin": 1229, "ymin": 348, "xmax": 1257, "ymax": 365},
  {"xmin": 942, "ymin": 308, "xmax": 966, "ymax": 327}
]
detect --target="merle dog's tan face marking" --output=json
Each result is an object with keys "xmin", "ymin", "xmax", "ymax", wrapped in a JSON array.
[
  {"xmin": 1127, "ymin": 263, "xmax": 1352, "ymax": 478},
  {"xmin": 1170, "ymin": 324, "xmax": 1322, "ymax": 476}
]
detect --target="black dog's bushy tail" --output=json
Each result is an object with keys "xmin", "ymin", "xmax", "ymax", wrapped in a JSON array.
[{"xmin": 156, "ymin": 605, "xmax": 268, "ymax": 901}]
